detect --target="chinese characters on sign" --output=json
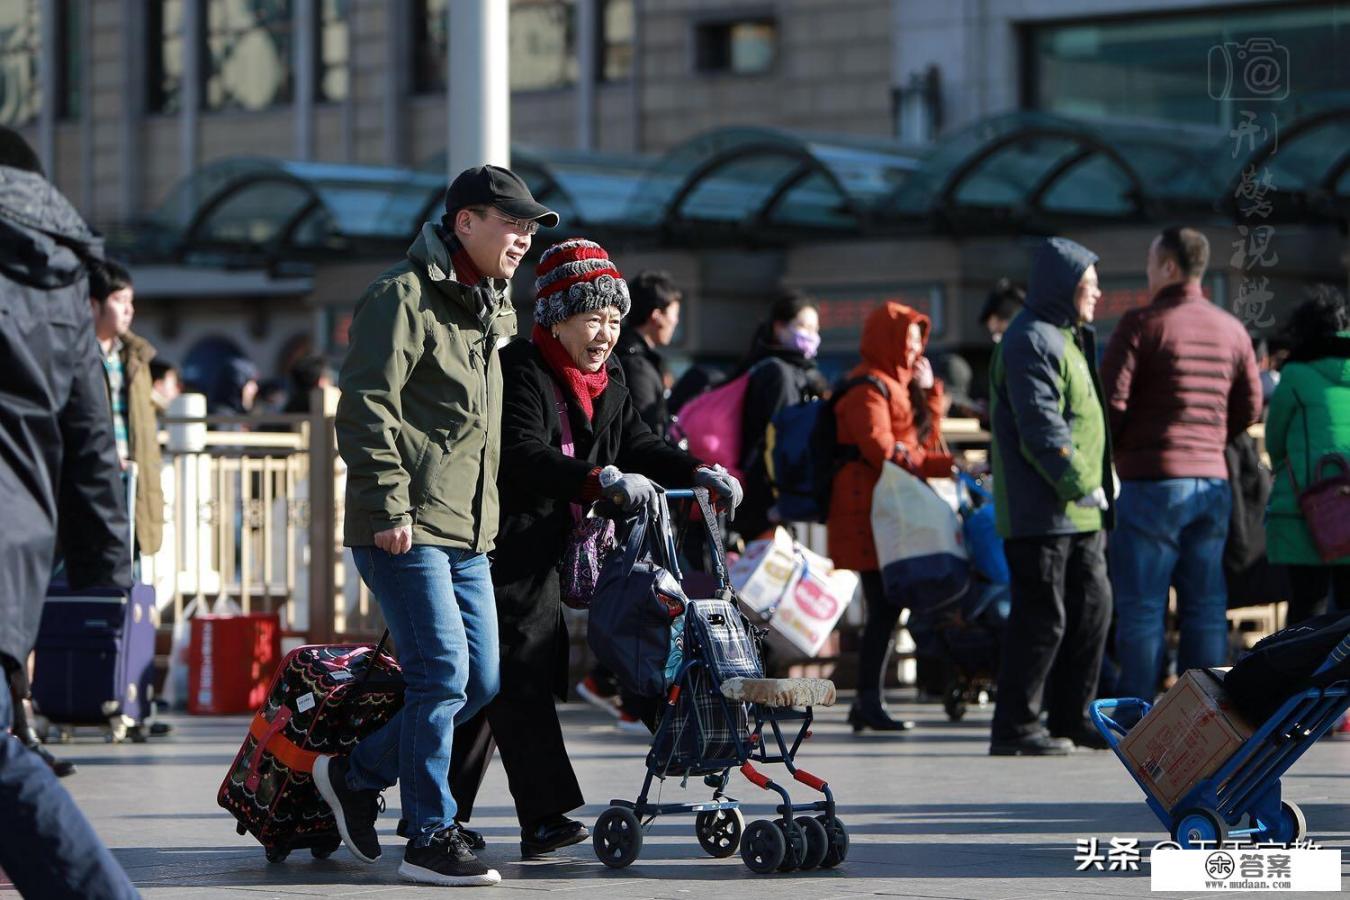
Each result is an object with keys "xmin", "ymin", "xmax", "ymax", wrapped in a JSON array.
[{"xmin": 1221, "ymin": 39, "xmax": 1287, "ymax": 330}]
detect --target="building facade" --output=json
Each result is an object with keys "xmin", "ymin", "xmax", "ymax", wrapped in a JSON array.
[{"xmin": 4, "ymin": 0, "xmax": 1345, "ymax": 388}]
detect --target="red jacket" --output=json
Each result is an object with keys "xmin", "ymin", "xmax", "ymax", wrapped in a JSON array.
[
  {"xmin": 827, "ymin": 303, "xmax": 944, "ymax": 572},
  {"xmin": 1099, "ymin": 282, "xmax": 1262, "ymax": 481}
]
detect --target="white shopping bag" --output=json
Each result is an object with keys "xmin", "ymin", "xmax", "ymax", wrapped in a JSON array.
[
  {"xmin": 872, "ymin": 461, "xmax": 970, "ymax": 615},
  {"xmin": 766, "ymin": 551, "xmax": 858, "ymax": 658},
  {"xmin": 728, "ymin": 526, "xmax": 802, "ymax": 619}
]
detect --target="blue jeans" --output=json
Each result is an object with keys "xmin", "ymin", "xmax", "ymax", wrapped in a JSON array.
[
  {"xmin": 0, "ymin": 672, "xmax": 139, "ymax": 898},
  {"xmin": 1111, "ymin": 478, "xmax": 1232, "ymax": 701},
  {"xmin": 345, "ymin": 546, "xmax": 499, "ymax": 843}
]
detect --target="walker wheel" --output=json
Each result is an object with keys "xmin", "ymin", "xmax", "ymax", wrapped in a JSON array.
[
  {"xmin": 1172, "ymin": 806, "xmax": 1228, "ymax": 849},
  {"xmin": 741, "ymin": 820, "xmax": 786, "ymax": 874},
  {"xmin": 1274, "ymin": 800, "xmax": 1307, "ymax": 844},
  {"xmin": 818, "ymin": 815, "xmax": 849, "ymax": 868},
  {"xmin": 695, "ymin": 808, "xmax": 744, "ymax": 858},
  {"xmin": 593, "ymin": 806, "xmax": 642, "ymax": 869},
  {"xmin": 795, "ymin": 815, "xmax": 829, "ymax": 870},
  {"xmin": 774, "ymin": 819, "xmax": 807, "ymax": 872}
]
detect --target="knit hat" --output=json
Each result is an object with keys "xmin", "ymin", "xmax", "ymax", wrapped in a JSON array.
[{"xmin": 533, "ymin": 238, "xmax": 631, "ymax": 327}]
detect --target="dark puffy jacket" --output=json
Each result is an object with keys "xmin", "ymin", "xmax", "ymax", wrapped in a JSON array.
[
  {"xmin": 0, "ymin": 166, "xmax": 130, "ymax": 669},
  {"xmin": 614, "ymin": 325, "xmax": 669, "ymax": 434},
  {"xmin": 990, "ymin": 237, "xmax": 1113, "ymax": 539},
  {"xmin": 1099, "ymin": 281, "xmax": 1262, "ymax": 480},
  {"xmin": 491, "ymin": 340, "xmax": 699, "ymax": 698}
]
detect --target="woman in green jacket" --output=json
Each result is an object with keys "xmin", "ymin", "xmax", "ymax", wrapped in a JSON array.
[{"xmin": 1265, "ymin": 294, "xmax": 1350, "ymax": 623}]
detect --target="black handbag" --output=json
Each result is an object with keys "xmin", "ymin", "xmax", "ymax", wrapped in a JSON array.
[{"xmin": 587, "ymin": 495, "xmax": 687, "ymax": 698}]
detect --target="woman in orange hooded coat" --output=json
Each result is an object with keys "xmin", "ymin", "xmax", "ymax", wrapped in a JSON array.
[{"xmin": 828, "ymin": 302, "xmax": 945, "ymax": 731}]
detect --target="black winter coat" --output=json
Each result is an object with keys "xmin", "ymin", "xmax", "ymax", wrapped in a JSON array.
[
  {"xmin": 614, "ymin": 326, "xmax": 669, "ymax": 434},
  {"xmin": 491, "ymin": 339, "xmax": 699, "ymax": 699},
  {"xmin": 0, "ymin": 166, "xmax": 130, "ymax": 669}
]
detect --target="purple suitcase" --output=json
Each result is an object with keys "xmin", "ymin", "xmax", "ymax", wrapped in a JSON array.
[{"xmin": 31, "ymin": 583, "xmax": 158, "ymax": 740}]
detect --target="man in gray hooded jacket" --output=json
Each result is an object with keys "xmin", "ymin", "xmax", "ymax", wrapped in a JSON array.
[{"xmin": 988, "ymin": 237, "xmax": 1114, "ymax": 756}]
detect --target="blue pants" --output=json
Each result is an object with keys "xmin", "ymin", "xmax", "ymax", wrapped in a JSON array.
[
  {"xmin": 1111, "ymin": 478, "xmax": 1232, "ymax": 701},
  {"xmin": 0, "ymin": 672, "xmax": 139, "ymax": 899},
  {"xmin": 345, "ymin": 546, "xmax": 499, "ymax": 843}
]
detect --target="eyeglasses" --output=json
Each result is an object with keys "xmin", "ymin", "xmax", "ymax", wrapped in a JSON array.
[{"xmin": 483, "ymin": 209, "xmax": 541, "ymax": 236}]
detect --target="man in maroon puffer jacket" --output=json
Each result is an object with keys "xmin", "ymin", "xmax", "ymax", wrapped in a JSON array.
[{"xmin": 1100, "ymin": 226, "xmax": 1262, "ymax": 702}]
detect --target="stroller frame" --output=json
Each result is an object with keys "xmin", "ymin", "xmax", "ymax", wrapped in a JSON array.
[{"xmin": 592, "ymin": 489, "xmax": 846, "ymax": 875}]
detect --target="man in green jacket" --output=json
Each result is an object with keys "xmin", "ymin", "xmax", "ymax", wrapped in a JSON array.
[
  {"xmin": 988, "ymin": 237, "xmax": 1114, "ymax": 757},
  {"xmin": 316, "ymin": 165, "xmax": 557, "ymax": 888}
]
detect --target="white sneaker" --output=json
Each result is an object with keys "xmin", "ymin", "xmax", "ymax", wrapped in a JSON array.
[
  {"xmin": 615, "ymin": 712, "xmax": 649, "ymax": 735},
  {"xmin": 576, "ymin": 676, "xmax": 623, "ymax": 719}
]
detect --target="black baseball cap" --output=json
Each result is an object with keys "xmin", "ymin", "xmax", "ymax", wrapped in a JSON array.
[{"xmin": 444, "ymin": 164, "xmax": 559, "ymax": 229}]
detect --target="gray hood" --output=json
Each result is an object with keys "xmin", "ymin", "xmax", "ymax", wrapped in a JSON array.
[
  {"xmin": 1024, "ymin": 237, "xmax": 1098, "ymax": 328},
  {"xmin": 0, "ymin": 165, "xmax": 102, "ymax": 290}
]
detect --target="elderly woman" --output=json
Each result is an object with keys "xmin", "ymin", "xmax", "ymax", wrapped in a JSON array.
[{"xmin": 448, "ymin": 238, "xmax": 741, "ymax": 858}]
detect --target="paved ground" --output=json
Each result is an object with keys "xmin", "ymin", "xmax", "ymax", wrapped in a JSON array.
[{"xmin": 6, "ymin": 695, "xmax": 1347, "ymax": 899}]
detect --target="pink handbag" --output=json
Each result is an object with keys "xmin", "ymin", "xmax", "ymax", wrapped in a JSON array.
[
  {"xmin": 550, "ymin": 381, "xmax": 618, "ymax": 609},
  {"xmin": 1289, "ymin": 453, "xmax": 1350, "ymax": 563}
]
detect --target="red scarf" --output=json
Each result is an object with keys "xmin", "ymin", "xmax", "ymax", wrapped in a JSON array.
[
  {"xmin": 448, "ymin": 237, "xmax": 484, "ymax": 286},
  {"xmin": 532, "ymin": 324, "xmax": 609, "ymax": 422}
]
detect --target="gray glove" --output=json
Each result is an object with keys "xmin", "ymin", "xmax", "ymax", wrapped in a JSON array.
[
  {"xmin": 695, "ymin": 464, "xmax": 743, "ymax": 510},
  {"xmin": 605, "ymin": 470, "xmax": 661, "ymax": 517},
  {"xmin": 1074, "ymin": 486, "xmax": 1110, "ymax": 511}
]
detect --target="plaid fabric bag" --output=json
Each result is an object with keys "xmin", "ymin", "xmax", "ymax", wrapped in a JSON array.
[
  {"xmin": 685, "ymin": 597, "xmax": 763, "ymax": 682},
  {"xmin": 648, "ymin": 598, "xmax": 763, "ymax": 776},
  {"xmin": 648, "ymin": 667, "xmax": 750, "ymax": 777}
]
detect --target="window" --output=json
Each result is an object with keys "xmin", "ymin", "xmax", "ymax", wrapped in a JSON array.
[
  {"xmin": 412, "ymin": 0, "xmax": 448, "ymax": 94},
  {"xmin": 601, "ymin": 0, "xmax": 633, "ymax": 81},
  {"xmin": 0, "ymin": 0, "xmax": 40, "ymax": 126},
  {"xmin": 148, "ymin": 0, "xmax": 185, "ymax": 114},
  {"xmin": 694, "ymin": 17, "xmax": 776, "ymax": 75},
  {"xmin": 510, "ymin": 0, "xmax": 575, "ymax": 91},
  {"xmin": 204, "ymin": 0, "xmax": 294, "ymax": 111},
  {"xmin": 318, "ymin": 0, "xmax": 348, "ymax": 102},
  {"xmin": 1025, "ymin": 4, "xmax": 1350, "ymax": 128},
  {"xmin": 57, "ymin": 0, "xmax": 82, "ymax": 119},
  {"xmin": 412, "ymin": 0, "xmax": 629, "ymax": 94}
]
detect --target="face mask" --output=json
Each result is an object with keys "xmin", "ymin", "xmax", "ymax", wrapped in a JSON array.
[{"xmin": 787, "ymin": 327, "xmax": 821, "ymax": 359}]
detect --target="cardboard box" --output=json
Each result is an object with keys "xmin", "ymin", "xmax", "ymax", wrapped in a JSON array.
[{"xmin": 1119, "ymin": 668, "xmax": 1255, "ymax": 810}]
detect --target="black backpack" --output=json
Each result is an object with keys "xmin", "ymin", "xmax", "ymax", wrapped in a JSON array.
[
  {"xmin": 1224, "ymin": 612, "xmax": 1350, "ymax": 723},
  {"xmin": 766, "ymin": 375, "xmax": 889, "ymax": 523}
]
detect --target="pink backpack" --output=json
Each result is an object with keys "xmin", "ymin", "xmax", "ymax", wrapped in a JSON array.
[{"xmin": 668, "ymin": 363, "xmax": 766, "ymax": 482}]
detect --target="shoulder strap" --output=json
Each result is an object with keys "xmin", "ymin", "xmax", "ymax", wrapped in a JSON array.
[
  {"xmin": 549, "ymin": 380, "xmax": 574, "ymax": 458},
  {"xmin": 693, "ymin": 487, "xmax": 729, "ymax": 590},
  {"xmin": 835, "ymin": 374, "xmax": 890, "ymax": 404}
]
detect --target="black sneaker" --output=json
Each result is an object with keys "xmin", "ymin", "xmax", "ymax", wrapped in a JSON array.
[
  {"xmin": 313, "ymin": 755, "xmax": 383, "ymax": 863},
  {"xmin": 400, "ymin": 827, "xmax": 502, "ymax": 887},
  {"xmin": 1053, "ymin": 727, "xmax": 1111, "ymax": 751}
]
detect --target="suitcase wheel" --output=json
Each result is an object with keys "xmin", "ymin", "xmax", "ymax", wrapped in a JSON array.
[
  {"xmin": 265, "ymin": 846, "xmax": 290, "ymax": 863},
  {"xmin": 236, "ymin": 823, "xmax": 247, "ymax": 836},
  {"xmin": 128, "ymin": 726, "xmax": 148, "ymax": 744},
  {"xmin": 311, "ymin": 841, "xmax": 340, "ymax": 860}
]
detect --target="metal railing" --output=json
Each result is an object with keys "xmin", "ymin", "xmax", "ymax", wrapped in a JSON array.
[{"xmin": 143, "ymin": 389, "xmax": 382, "ymax": 651}]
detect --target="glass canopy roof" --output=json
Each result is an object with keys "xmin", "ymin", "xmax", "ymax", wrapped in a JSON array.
[{"xmin": 137, "ymin": 105, "xmax": 1350, "ymax": 262}]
